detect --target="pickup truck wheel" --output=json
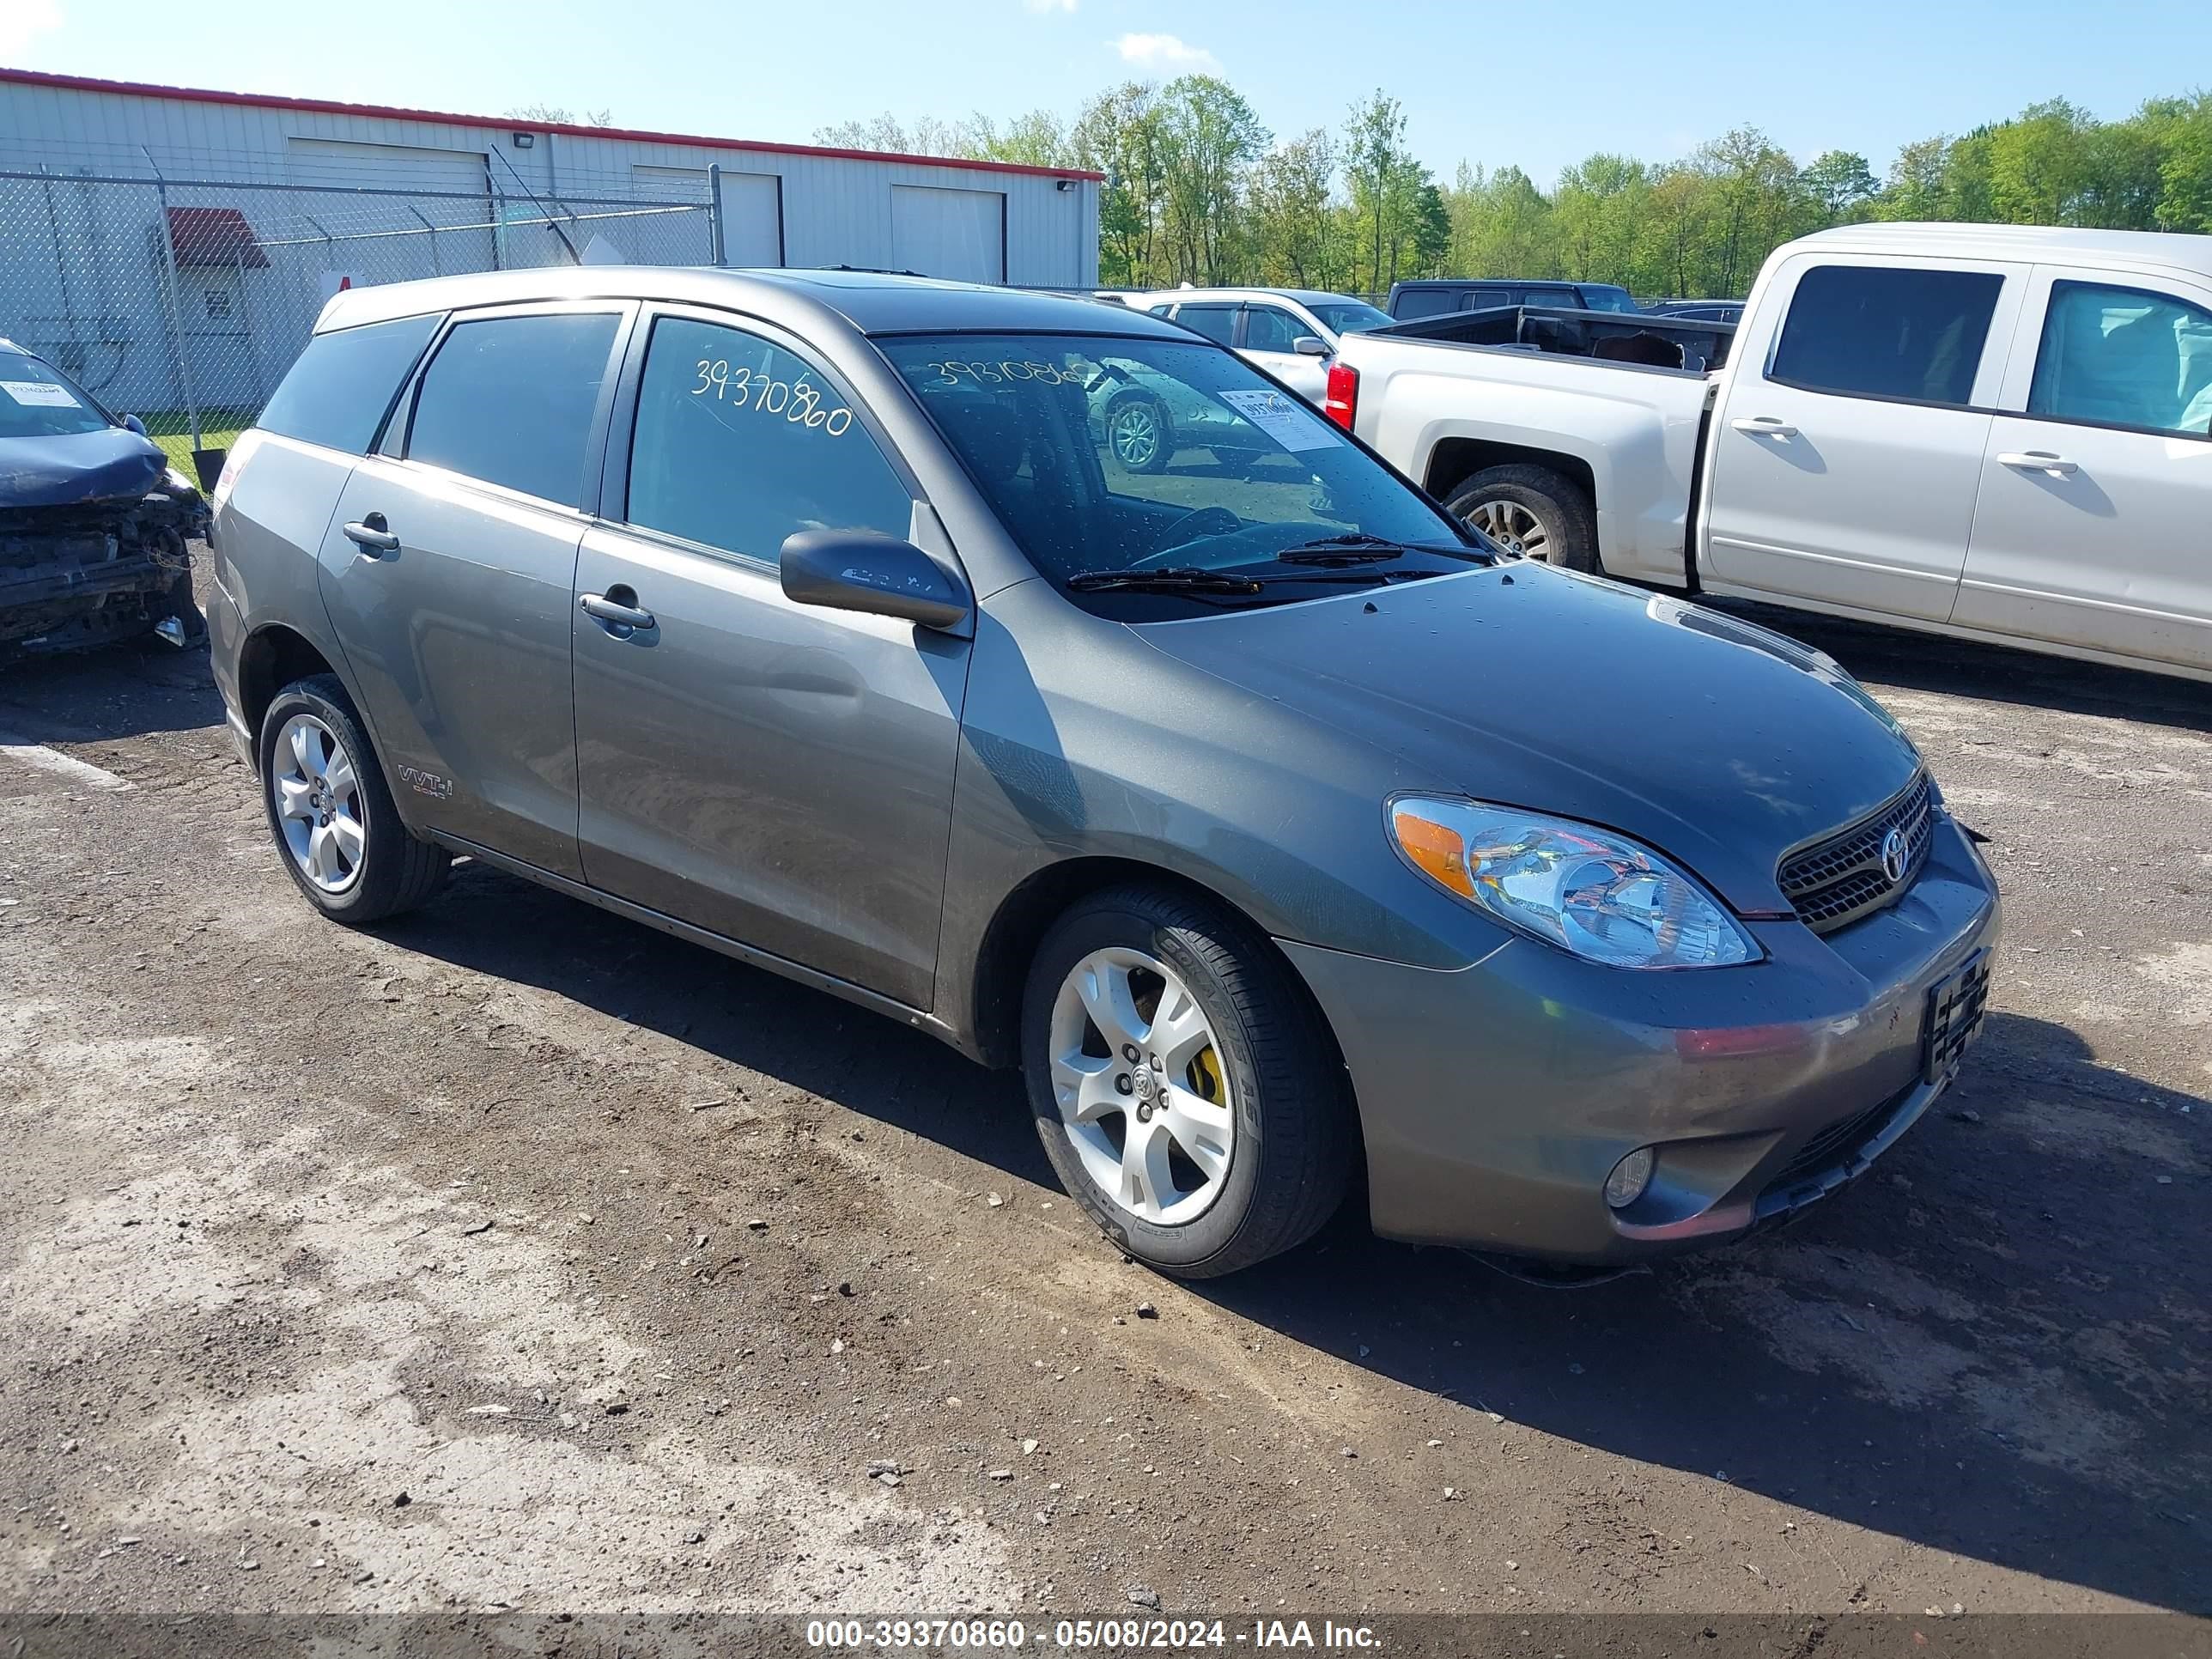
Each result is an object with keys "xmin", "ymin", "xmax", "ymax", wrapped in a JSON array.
[
  {"xmin": 258, "ymin": 675, "xmax": 450, "ymax": 925},
  {"xmin": 1445, "ymin": 465, "xmax": 1599, "ymax": 573},
  {"xmin": 1103, "ymin": 392, "xmax": 1175, "ymax": 475},
  {"xmin": 1022, "ymin": 884, "xmax": 1353, "ymax": 1279}
]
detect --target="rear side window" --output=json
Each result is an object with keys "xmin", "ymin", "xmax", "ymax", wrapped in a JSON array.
[
  {"xmin": 1172, "ymin": 305, "xmax": 1239, "ymax": 345},
  {"xmin": 257, "ymin": 313, "xmax": 441, "ymax": 454},
  {"xmin": 2029, "ymin": 280, "xmax": 2212, "ymax": 436},
  {"xmin": 406, "ymin": 312, "xmax": 622, "ymax": 505},
  {"xmin": 1771, "ymin": 264, "xmax": 2002, "ymax": 405},
  {"xmin": 1390, "ymin": 289, "xmax": 1457, "ymax": 319},
  {"xmin": 623, "ymin": 316, "xmax": 911, "ymax": 561}
]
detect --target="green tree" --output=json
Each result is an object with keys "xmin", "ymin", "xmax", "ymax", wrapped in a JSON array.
[
  {"xmin": 1343, "ymin": 92, "xmax": 1412, "ymax": 295},
  {"xmin": 1248, "ymin": 131, "xmax": 1340, "ymax": 287},
  {"xmin": 1155, "ymin": 76, "xmax": 1268, "ymax": 285},
  {"xmin": 1802, "ymin": 150, "xmax": 1878, "ymax": 224}
]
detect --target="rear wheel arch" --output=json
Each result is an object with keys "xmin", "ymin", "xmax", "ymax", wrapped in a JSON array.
[
  {"xmin": 1425, "ymin": 440, "xmax": 1597, "ymax": 526},
  {"xmin": 238, "ymin": 624, "xmax": 344, "ymax": 769}
]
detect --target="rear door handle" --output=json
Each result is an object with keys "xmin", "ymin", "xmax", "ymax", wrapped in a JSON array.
[
  {"xmin": 343, "ymin": 514, "xmax": 400, "ymax": 555},
  {"xmin": 1997, "ymin": 451, "xmax": 2079, "ymax": 476},
  {"xmin": 1731, "ymin": 416, "xmax": 1798, "ymax": 438},
  {"xmin": 579, "ymin": 590, "xmax": 656, "ymax": 633}
]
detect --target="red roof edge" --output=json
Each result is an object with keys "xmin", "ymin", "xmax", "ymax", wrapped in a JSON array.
[{"xmin": 0, "ymin": 67, "xmax": 1108, "ymax": 183}]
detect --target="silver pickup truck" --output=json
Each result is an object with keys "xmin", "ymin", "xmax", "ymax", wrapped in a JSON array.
[{"xmin": 1328, "ymin": 223, "xmax": 2212, "ymax": 683}]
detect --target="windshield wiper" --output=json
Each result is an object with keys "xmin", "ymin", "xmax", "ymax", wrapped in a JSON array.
[
  {"xmin": 1066, "ymin": 567, "xmax": 1264, "ymax": 594},
  {"xmin": 1272, "ymin": 533, "xmax": 1495, "ymax": 566}
]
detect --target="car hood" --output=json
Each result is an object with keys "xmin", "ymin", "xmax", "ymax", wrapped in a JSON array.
[
  {"xmin": 0, "ymin": 428, "xmax": 166, "ymax": 509},
  {"xmin": 1130, "ymin": 564, "xmax": 1923, "ymax": 914}
]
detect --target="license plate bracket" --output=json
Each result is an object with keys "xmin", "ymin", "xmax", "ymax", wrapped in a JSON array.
[{"xmin": 1923, "ymin": 948, "xmax": 1992, "ymax": 1085}]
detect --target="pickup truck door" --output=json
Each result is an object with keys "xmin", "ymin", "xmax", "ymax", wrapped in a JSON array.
[
  {"xmin": 1955, "ymin": 268, "xmax": 2212, "ymax": 672},
  {"xmin": 1702, "ymin": 253, "xmax": 2028, "ymax": 622},
  {"xmin": 1236, "ymin": 303, "xmax": 1330, "ymax": 406}
]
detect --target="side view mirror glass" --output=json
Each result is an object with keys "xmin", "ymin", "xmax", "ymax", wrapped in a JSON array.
[
  {"xmin": 1292, "ymin": 336, "xmax": 1330, "ymax": 357},
  {"xmin": 780, "ymin": 529, "xmax": 971, "ymax": 632}
]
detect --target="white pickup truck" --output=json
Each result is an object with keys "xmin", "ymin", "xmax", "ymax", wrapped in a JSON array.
[{"xmin": 1326, "ymin": 223, "xmax": 2212, "ymax": 682}]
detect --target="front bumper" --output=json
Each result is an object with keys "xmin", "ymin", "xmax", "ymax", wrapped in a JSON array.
[{"xmin": 1279, "ymin": 813, "xmax": 2002, "ymax": 1263}]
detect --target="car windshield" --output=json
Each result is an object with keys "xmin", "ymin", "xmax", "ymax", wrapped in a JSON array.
[
  {"xmin": 878, "ymin": 332, "xmax": 1481, "ymax": 613},
  {"xmin": 1310, "ymin": 301, "xmax": 1393, "ymax": 335},
  {"xmin": 0, "ymin": 348, "xmax": 113, "ymax": 439}
]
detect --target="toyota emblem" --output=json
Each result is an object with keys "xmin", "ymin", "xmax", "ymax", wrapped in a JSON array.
[{"xmin": 1880, "ymin": 825, "xmax": 1909, "ymax": 884}]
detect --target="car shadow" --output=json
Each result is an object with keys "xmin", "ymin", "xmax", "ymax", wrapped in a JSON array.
[
  {"xmin": 1706, "ymin": 599, "xmax": 2212, "ymax": 736},
  {"xmin": 382, "ymin": 860, "xmax": 2211, "ymax": 1616},
  {"xmin": 0, "ymin": 639, "xmax": 225, "ymax": 745}
]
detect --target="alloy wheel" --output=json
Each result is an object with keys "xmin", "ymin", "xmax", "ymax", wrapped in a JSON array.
[
  {"xmin": 270, "ymin": 713, "xmax": 366, "ymax": 894},
  {"xmin": 1048, "ymin": 946, "xmax": 1235, "ymax": 1225},
  {"xmin": 1109, "ymin": 402, "xmax": 1163, "ymax": 470},
  {"xmin": 1463, "ymin": 497, "xmax": 1553, "ymax": 562}
]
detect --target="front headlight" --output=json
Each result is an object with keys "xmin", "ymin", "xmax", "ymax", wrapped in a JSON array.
[
  {"xmin": 162, "ymin": 466, "xmax": 195, "ymax": 494},
  {"xmin": 1389, "ymin": 796, "xmax": 1761, "ymax": 969}
]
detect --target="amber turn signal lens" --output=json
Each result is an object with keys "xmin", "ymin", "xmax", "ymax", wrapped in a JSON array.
[{"xmin": 1391, "ymin": 805, "xmax": 1474, "ymax": 896}]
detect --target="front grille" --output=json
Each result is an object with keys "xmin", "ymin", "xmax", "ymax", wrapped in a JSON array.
[{"xmin": 1778, "ymin": 772, "xmax": 1935, "ymax": 933}]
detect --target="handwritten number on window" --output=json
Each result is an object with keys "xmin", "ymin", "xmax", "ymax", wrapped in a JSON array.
[{"xmin": 690, "ymin": 356, "xmax": 855, "ymax": 437}]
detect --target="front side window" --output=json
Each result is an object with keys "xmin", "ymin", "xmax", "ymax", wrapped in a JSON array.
[
  {"xmin": 2028, "ymin": 280, "xmax": 2212, "ymax": 436},
  {"xmin": 1171, "ymin": 305, "xmax": 1239, "ymax": 345},
  {"xmin": 1241, "ymin": 306, "xmax": 1304, "ymax": 353},
  {"xmin": 879, "ymin": 334, "xmax": 1481, "ymax": 617},
  {"xmin": 1770, "ymin": 264, "xmax": 2002, "ymax": 405},
  {"xmin": 626, "ymin": 316, "xmax": 911, "ymax": 561},
  {"xmin": 408, "ymin": 312, "xmax": 621, "ymax": 504},
  {"xmin": 258, "ymin": 313, "xmax": 441, "ymax": 454}
]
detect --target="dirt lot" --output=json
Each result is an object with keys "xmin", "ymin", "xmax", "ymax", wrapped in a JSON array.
[{"xmin": 1, "ymin": 560, "xmax": 2206, "ymax": 1624}]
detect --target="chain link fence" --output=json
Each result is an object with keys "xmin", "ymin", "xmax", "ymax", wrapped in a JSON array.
[{"xmin": 0, "ymin": 165, "xmax": 719, "ymax": 479}]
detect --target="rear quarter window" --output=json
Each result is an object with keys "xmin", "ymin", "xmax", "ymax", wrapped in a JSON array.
[
  {"xmin": 257, "ymin": 313, "xmax": 443, "ymax": 453},
  {"xmin": 1770, "ymin": 264, "xmax": 2002, "ymax": 405}
]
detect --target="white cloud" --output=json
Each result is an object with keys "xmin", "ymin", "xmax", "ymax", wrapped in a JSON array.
[
  {"xmin": 1023, "ymin": 0, "xmax": 1077, "ymax": 11},
  {"xmin": 0, "ymin": 0, "xmax": 63, "ymax": 56},
  {"xmin": 1115, "ymin": 32, "xmax": 1218, "ymax": 71}
]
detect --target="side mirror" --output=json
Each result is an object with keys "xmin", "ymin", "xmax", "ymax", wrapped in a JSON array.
[
  {"xmin": 1292, "ymin": 335, "xmax": 1330, "ymax": 357},
  {"xmin": 121, "ymin": 413, "xmax": 148, "ymax": 435},
  {"xmin": 780, "ymin": 529, "xmax": 970, "ymax": 631}
]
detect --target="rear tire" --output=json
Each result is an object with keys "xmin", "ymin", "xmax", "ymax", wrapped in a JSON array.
[
  {"xmin": 1021, "ymin": 884, "xmax": 1353, "ymax": 1278},
  {"xmin": 1445, "ymin": 464, "xmax": 1600, "ymax": 573},
  {"xmin": 258, "ymin": 674, "xmax": 449, "ymax": 925},
  {"xmin": 1103, "ymin": 392, "xmax": 1175, "ymax": 475}
]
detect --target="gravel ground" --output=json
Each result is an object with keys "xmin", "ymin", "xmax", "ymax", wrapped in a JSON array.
[{"xmin": 0, "ymin": 560, "xmax": 2206, "ymax": 1622}]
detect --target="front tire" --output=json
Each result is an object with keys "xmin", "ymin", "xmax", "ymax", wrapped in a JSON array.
[
  {"xmin": 258, "ymin": 674, "xmax": 449, "ymax": 924},
  {"xmin": 1021, "ymin": 884, "xmax": 1352, "ymax": 1278},
  {"xmin": 1444, "ymin": 464, "xmax": 1599, "ymax": 573}
]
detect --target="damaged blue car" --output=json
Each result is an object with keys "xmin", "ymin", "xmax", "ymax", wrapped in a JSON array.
[{"xmin": 1, "ymin": 338, "xmax": 207, "ymax": 661}]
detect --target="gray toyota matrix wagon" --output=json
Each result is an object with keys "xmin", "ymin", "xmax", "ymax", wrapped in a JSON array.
[{"xmin": 209, "ymin": 267, "xmax": 2000, "ymax": 1278}]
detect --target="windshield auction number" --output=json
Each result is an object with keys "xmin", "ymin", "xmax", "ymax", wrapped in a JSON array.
[
  {"xmin": 690, "ymin": 358, "xmax": 854, "ymax": 435},
  {"xmin": 921, "ymin": 359, "xmax": 1082, "ymax": 388}
]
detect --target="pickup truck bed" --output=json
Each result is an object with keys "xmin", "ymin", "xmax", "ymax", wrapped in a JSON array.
[{"xmin": 1334, "ymin": 307, "xmax": 1723, "ymax": 586}]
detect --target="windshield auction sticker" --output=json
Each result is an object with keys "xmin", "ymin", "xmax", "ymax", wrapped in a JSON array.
[
  {"xmin": 1, "ymin": 380, "xmax": 82, "ymax": 408},
  {"xmin": 1217, "ymin": 388, "xmax": 1340, "ymax": 452}
]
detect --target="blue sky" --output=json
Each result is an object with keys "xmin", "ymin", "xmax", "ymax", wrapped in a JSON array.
[{"xmin": 4, "ymin": 0, "xmax": 2206, "ymax": 186}]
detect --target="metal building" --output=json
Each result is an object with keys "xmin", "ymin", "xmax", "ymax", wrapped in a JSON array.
[{"xmin": 0, "ymin": 69, "xmax": 1102, "ymax": 447}]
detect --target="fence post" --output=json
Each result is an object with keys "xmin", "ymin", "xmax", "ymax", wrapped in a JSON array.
[
  {"xmin": 143, "ymin": 150, "xmax": 203, "ymax": 450},
  {"xmin": 707, "ymin": 163, "xmax": 726, "ymax": 267}
]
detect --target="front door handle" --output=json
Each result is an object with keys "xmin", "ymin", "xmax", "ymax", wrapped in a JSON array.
[
  {"xmin": 1997, "ymin": 451, "xmax": 2079, "ymax": 477},
  {"xmin": 343, "ymin": 514, "xmax": 400, "ymax": 556},
  {"xmin": 579, "ymin": 590, "xmax": 656, "ymax": 633},
  {"xmin": 1731, "ymin": 416, "xmax": 1799, "ymax": 438}
]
